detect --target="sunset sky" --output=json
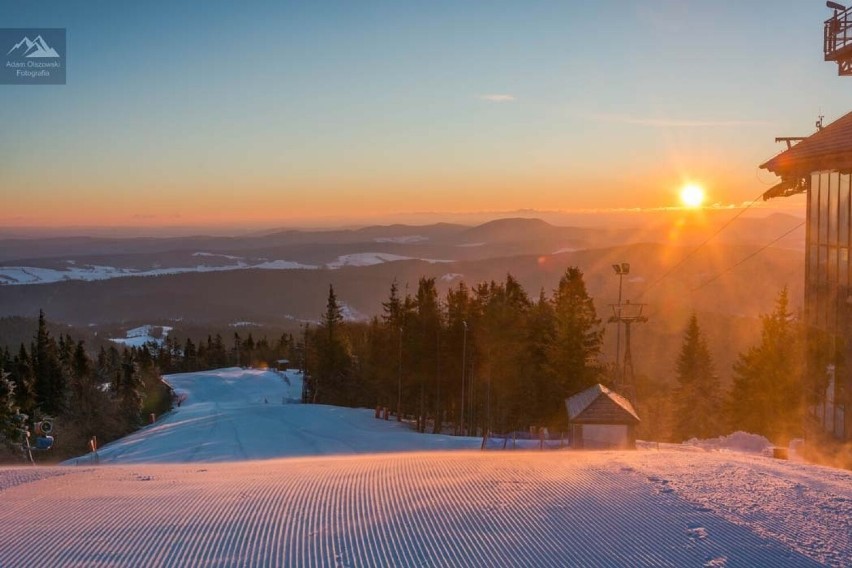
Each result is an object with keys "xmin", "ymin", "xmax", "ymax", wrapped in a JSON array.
[{"xmin": 1, "ymin": 1, "xmax": 850, "ymax": 230}]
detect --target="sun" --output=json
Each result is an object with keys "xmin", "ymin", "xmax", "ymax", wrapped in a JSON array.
[{"xmin": 679, "ymin": 183, "xmax": 705, "ymax": 209}]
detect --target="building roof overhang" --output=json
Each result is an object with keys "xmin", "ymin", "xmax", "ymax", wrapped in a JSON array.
[{"xmin": 760, "ymin": 111, "xmax": 852, "ymax": 186}]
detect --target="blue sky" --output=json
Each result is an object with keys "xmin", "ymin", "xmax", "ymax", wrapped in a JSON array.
[{"xmin": 1, "ymin": 1, "xmax": 849, "ymax": 228}]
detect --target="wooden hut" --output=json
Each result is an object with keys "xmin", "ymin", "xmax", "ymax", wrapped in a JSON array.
[{"xmin": 565, "ymin": 384, "xmax": 640, "ymax": 449}]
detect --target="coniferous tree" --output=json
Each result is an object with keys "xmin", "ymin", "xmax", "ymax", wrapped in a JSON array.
[
  {"xmin": 116, "ymin": 351, "xmax": 143, "ymax": 433},
  {"xmin": 673, "ymin": 313, "xmax": 722, "ymax": 440},
  {"xmin": 313, "ymin": 284, "xmax": 351, "ymax": 404},
  {"xmin": 516, "ymin": 289, "xmax": 555, "ymax": 427},
  {"xmin": 183, "ymin": 338, "xmax": 198, "ymax": 371},
  {"xmin": 546, "ymin": 267, "xmax": 604, "ymax": 421},
  {"xmin": 11, "ymin": 344, "xmax": 35, "ymax": 414},
  {"xmin": 0, "ymin": 368, "xmax": 15, "ymax": 441},
  {"xmin": 728, "ymin": 287, "xmax": 803, "ymax": 442},
  {"xmin": 445, "ymin": 282, "xmax": 472, "ymax": 432},
  {"xmin": 32, "ymin": 311, "xmax": 66, "ymax": 416},
  {"xmin": 410, "ymin": 277, "xmax": 442, "ymax": 431},
  {"xmin": 63, "ymin": 340, "xmax": 115, "ymax": 452}
]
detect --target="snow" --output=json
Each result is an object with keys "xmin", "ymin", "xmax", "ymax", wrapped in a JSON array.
[
  {"xmin": 0, "ymin": 253, "xmax": 453, "ymax": 285},
  {"xmin": 441, "ymin": 272, "xmax": 464, "ymax": 282},
  {"xmin": 192, "ymin": 252, "xmax": 243, "ymax": 260},
  {"xmin": 109, "ymin": 324, "xmax": 173, "ymax": 347},
  {"xmin": 254, "ymin": 260, "xmax": 319, "ymax": 270},
  {"xmin": 0, "ymin": 368, "xmax": 847, "ymax": 567},
  {"xmin": 72, "ymin": 368, "xmax": 478, "ymax": 464},
  {"xmin": 0, "ymin": 261, "xmax": 319, "ymax": 285},
  {"xmin": 338, "ymin": 302, "xmax": 368, "ymax": 322},
  {"xmin": 0, "ymin": 264, "xmax": 134, "ymax": 285},
  {"xmin": 683, "ymin": 431, "xmax": 774, "ymax": 455},
  {"xmin": 373, "ymin": 235, "xmax": 429, "ymax": 243},
  {"xmin": 326, "ymin": 252, "xmax": 450, "ymax": 268}
]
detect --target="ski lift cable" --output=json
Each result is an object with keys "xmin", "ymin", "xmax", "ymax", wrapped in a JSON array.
[
  {"xmin": 690, "ymin": 221, "xmax": 805, "ymax": 292},
  {"xmin": 638, "ymin": 191, "xmax": 765, "ymax": 298}
]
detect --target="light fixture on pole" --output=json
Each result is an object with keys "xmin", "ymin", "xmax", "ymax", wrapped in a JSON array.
[
  {"xmin": 460, "ymin": 320, "xmax": 467, "ymax": 436},
  {"xmin": 397, "ymin": 326, "xmax": 403, "ymax": 422},
  {"xmin": 612, "ymin": 263, "xmax": 630, "ymax": 379}
]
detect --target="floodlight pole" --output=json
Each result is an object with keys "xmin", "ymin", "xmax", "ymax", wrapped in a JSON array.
[
  {"xmin": 612, "ymin": 263, "xmax": 630, "ymax": 381},
  {"xmin": 460, "ymin": 320, "xmax": 467, "ymax": 436},
  {"xmin": 608, "ymin": 299, "xmax": 647, "ymax": 404},
  {"xmin": 397, "ymin": 326, "xmax": 403, "ymax": 422}
]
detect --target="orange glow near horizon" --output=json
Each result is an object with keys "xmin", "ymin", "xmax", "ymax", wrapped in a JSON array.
[{"xmin": 0, "ymin": 169, "xmax": 797, "ymax": 231}]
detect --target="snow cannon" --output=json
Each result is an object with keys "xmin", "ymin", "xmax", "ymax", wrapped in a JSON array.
[
  {"xmin": 35, "ymin": 436, "xmax": 54, "ymax": 450},
  {"xmin": 35, "ymin": 418, "xmax": 54, "ymax": 436}
]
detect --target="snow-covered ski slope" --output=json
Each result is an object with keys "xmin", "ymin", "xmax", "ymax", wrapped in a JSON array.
[
  {"xmin": 75, "ymin": 368, "xmax": 479, "ymax": 464},
  {"xmin": 0, "ymin": 368, "xmax": 849, "ymax": 567}
]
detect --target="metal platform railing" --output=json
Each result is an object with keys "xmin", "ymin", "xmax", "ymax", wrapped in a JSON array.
[{"xmin": 825, "ymin": 4, "xmax": 852, "ymax": 74}]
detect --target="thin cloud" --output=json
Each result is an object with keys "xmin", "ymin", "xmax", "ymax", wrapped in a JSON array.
[
  {"xmin": 478, "ymin": 94, "xmax": 516, "ymax": 103},
  {"xmin": 587, "ymin": 112, "xmax": 772, "ymax": 128}
]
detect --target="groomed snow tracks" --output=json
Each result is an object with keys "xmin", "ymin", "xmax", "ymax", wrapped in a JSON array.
[{"xmin": 0, "ymin": 451, "xmax": 833, "ymax": 567}]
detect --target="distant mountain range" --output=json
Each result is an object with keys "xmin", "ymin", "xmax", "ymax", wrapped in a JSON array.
[{"xmin": 0, "ymin": 215, "xmax": 806, "ymax": 384}]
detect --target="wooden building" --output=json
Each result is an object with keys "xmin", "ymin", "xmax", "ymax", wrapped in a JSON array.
[
  {"xmin": 565, "ymin": 384, "xmax": 640, "ymax": 449},
  {"xmin": 760, "ymin": 111, "xmax": 852, "ymax": 442}
]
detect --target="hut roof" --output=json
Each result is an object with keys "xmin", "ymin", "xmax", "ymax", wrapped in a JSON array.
[{"xmin": 565, "ymin": 384, "xmax": 640, "ymax": 425}]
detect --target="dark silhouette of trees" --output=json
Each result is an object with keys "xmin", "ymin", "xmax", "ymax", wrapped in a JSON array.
[
  {"xmin": 673, "ymin": 313, "xmax": 722, "ymax": 441},
  {"xmin": 303, "ymin": 267, "xmax": 607, "ymax": 436},
  {"xmin": 728, "ymin": 287, "xmax": 804, "ymax": 443}
]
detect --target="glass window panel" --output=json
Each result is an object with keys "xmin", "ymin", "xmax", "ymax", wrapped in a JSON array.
[
  {"xmin": 808, "ymin": 244, "xmax": 819, "ymax": 286},
  {"xmin": 808, "ymin": 174, "xmax": 822, "ymax": 243},
  {"xmin": 820, "ymin": 173, "xmax": 829, "ymax": 244},
  {"xmin": 830, "ymin": 173, "xmax": 839, "ymax": 246},
  {"xmin": 841, "ymin": 248, "xmax": 850, "ymax": 313},
  {"xmin": 810, "ymin": 173, "xmax": 821, "ymax": 245},
  {"xmin": 829, "ymin": 246, "xmax": 838, "ymax": 329},
  {"xmin": 806, "ymin": 244, "xmax": 819, "ymax": 327},
  {"xmin": 840, "ymin": 174, "xmax": 851, "ymax": 248},
  {"xmin": 818, "ymin": 245, "xmax": 829, "ymax": 328}
]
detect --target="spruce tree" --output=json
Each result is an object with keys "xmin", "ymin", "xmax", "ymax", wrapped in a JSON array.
[
  {"xmin": 525, "ymin": 288, "xmax": 557, "ymax": 426},
  {"xmin": 116, "ymin": 350, "xmax": 143, "ymax": 433},
  {"xmin": 673, "ymin": 313, "xmax": 722, "ymax": 440},
  {"xmin": 728, "ymin": 287, "xmax": 803, "ymax": 442},
  {"xmin": 411, "ymin": 277, "xmax": 442, "ymax": 432},
  {"xmin": 0, "ymin": 369, "xmax": 15, "ymax": 437},
  {"xmin": 12, "ymin": 344, "xmax": 35, "ymax": 414},
  {"xmin": 32, "ymin": 311, "xmax": 65, "ymax": 416},
  {"xmin": 313, "ymin": 284, "xmax": 350, "ymax": 404},
  {"xmin": 547, "ymin": 267, "xmax": 604, "ymax": 406}
]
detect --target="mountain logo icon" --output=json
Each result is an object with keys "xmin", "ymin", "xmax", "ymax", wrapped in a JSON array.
[{"xmin": 6, "ymin": 35, "xmax": 60, "ymax": 58}]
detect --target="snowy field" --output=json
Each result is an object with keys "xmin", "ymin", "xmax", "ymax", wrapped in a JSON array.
[
  {"xmin": 70, "ymin": 368, "xmax": 479, "ymax": 464},
  {"xmin": 0, "ymin": 368, "xmax": 849, "ymax": 567},
  {"xmin": 0, "ymin": 253, "xmax": 449, "ymax": 286}
]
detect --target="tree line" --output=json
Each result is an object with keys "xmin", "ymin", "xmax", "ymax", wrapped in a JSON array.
[
  {"xmin": 0, "ymin": 313, "xmax": 299, "ymax": 462},
  {"xmin": 308, "ymin": 268, "xmax": 608, "ymax": 436},
  {"xmin": 307, "ymin": 271, "xmax": 808, "ymax": 444},
  {"xmin": 0, "ymin": 311, "xmax": 171, "ymax": 460},
  {"xmin": 0, "ymin": 271, "xmax": 810, "ymax": 461},
  {"xmin": 671, "ymin": 286, "xmax": 807, "ymax": 445}
]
